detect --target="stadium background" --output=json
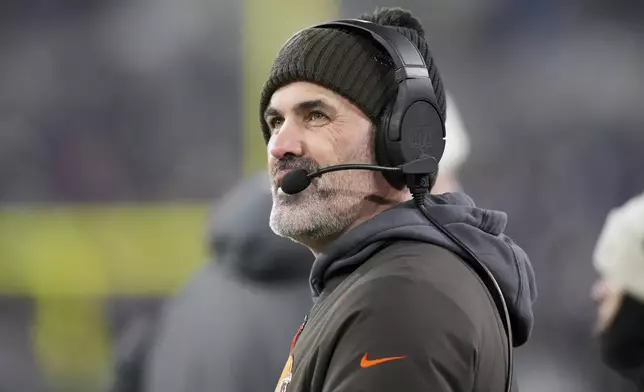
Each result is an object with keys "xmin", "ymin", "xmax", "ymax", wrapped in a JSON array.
[{"xmin": 1, "ymin": 0, "xmax": 643, "ymax": 391}]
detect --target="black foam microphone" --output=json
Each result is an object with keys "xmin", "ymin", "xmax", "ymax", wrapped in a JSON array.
[
  {"xmin": 279, "ymin": 157, "xmax": 439, "ymax": 195},
  {"xmin": 280, "ymin": 164, "xmax": 402, "ymax": 195}
]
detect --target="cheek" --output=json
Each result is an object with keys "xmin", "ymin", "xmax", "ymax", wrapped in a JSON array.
[
  {"xmin": 266, "ymin": 153, "xmax": 278, "ymax": 176},
  {"xmin": 597, "ymin": 291, "xmax": 624, "ymax": 332},
  {"xmin": 337, "ymin": 129, "xmax": 374, "ymax": 162},
  {"xmin": 306, "ymin": 122, "xmax": 373, "ymax": 165},
  {"xmin": 303, "ymin": 133, "xmax": 336, "ymax": 165},
  {"xmin": 325, "ymin": 125, "xmax": 356, "ymax": 157}
]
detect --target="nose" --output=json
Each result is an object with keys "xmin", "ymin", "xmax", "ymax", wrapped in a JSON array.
[
  {"xmin": 592, "ymin": 280, "xmax": 610, "ymax": 302},
  {"xmin": 268, "ymin": 123, "xmax": 304, "ymax": 160}
]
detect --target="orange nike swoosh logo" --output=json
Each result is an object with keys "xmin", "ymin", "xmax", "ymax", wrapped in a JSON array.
[{"xmin": 360, "ymin": 353, "xmax": 406, "ymax": 368}]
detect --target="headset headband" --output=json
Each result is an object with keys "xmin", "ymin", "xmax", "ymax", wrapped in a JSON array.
[{"xmin": 313, "ymin": 19, "xmax": 429, "ymax": 82}]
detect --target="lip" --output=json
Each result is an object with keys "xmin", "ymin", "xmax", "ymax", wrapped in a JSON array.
[{"xmin": 274, "ymin": 170, "xmax": 291, "ymax": 186}]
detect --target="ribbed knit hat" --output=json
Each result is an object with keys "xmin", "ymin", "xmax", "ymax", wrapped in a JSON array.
[{"xmin": 259, "ymin": 7, "xmax": 446, "ymax": 143}]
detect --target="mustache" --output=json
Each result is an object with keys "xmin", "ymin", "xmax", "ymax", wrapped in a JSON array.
[{"xmin": 272, "ymin": 156, "xmax": 320, "ymax": 178}]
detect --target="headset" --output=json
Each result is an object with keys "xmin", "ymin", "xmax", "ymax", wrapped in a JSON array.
[{"xmin": 279, "ymin": 19, "xmax": 513, "ymax": 392}]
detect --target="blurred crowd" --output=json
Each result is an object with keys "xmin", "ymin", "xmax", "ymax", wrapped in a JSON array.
[{"xmin": 1, "ymin": 0, "xmax": 643, "ymax": 391}]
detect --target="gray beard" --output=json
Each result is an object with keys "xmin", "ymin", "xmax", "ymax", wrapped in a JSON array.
[{"xmin": 269, "ymin": 182, "xmax": 361, "ymax": 245}]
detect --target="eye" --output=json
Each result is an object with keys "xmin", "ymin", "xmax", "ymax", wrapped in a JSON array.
[
  {"xmin": 307, "ymin": 111, "xmax": 328, "ymax": 123},
  {"xmin": 268, "ymin": 117, "xmax": 284, "ymax": 130}
]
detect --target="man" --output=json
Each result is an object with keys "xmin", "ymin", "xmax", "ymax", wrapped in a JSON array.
[
  {"xmin": 261, "ymin": 6, "xmax": 537, "ymax": 392},
  {"xmin": 593, "ymin": 191, "xmax": 644, "ymax": 389},
  {"xmin": 108, "ymin": 172, "xmax": 315, "ymax": 392}
]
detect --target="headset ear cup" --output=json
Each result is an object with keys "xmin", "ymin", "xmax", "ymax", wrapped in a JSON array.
[
  {"xmin": 375, "ymin": 104, "xmax": 392, "ymax": 168},
  {"xmin": 375, "ymin": 104, "xmax": 406, "ymax": 189}
]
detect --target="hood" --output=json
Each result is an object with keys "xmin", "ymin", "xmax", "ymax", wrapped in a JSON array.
[
  {"xmin": 208, "ymin": 172, "xmax": 314, "ymax": 283},
  {"xmin": 311, "ymin": 192, "xmax": 537, "ymax": 346}
]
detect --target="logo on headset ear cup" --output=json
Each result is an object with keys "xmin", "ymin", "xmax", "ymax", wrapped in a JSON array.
[{"xmin": 400, "ymin": 100, "xmax": 445, "ymax": 166}]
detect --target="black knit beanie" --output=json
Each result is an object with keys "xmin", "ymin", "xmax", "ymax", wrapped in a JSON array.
[{"xmin": 259, "ymin": 7, "xmax": 446, "ymax": 143}]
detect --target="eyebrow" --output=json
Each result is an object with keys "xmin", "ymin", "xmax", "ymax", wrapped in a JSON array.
[{"xmin": 263, "ymin": 99, "xmax": 336, "ymax": 121}]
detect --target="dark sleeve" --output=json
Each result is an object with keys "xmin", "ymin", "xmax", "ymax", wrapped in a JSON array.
[
  {"xmin": 600, "ymin": 294, "xmax": 644, "ymax": 388},
  {"xmin": 321, "ymin": 275, "xmax": 479, "ymax": 392}
]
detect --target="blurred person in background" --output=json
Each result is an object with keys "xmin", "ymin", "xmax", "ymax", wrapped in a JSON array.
[
  {"xmin": 592, "ymin": 192, "xmax": 644, "ymax": 390},
  {"xmin": 108, "ymin": 172, "xmax": 314, "ymax": 392},
  {"xmin": 431, "ymin": 92, "xmax": 470, "ymax": 194}
]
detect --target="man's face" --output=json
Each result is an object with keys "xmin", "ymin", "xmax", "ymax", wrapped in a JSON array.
[
  {"xmin": 592, "ymin": 279, "xmax": 624, "ymax": 333},
  {"xmin": 264, "ymin": 82, "xmax": 378, "ymax": 245}
]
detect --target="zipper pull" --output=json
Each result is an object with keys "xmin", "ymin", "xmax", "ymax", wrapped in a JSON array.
[{"xmin": 290, "ymin": 314, "xmax": 308, "ymax": 352}]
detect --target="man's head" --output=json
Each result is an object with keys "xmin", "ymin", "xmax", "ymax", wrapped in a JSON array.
[
  {"xmin": 592, "ymin": 192, "xmax": 644, "ymax": 381},
  {"xmin": 593, "ymin": 192, "xmax": 644, "ymax": 331},
  {"xmin": 260, "ymin": 7, "xmax": 446, "ymax": 250}
]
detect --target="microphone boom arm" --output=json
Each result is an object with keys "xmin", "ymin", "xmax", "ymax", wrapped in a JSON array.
[{"xmin": 308, "ymin": 164, "xmax": 401, "ymax": 179}]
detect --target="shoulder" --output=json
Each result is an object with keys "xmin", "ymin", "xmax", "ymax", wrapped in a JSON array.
[
  {"xmin": 161, "ymin": 263, "xmax": 311, "ymax": 336},
  {"xmin": 147, "ymin": 265, "xmax": 313, "ymax": 392},
  {"xmin": 333, "ymin": 241, "xmax": 504, "ymax": 349},
  {"xmin": 362, "ymin": 242, "xmax": 500, "ymax": 321}
]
